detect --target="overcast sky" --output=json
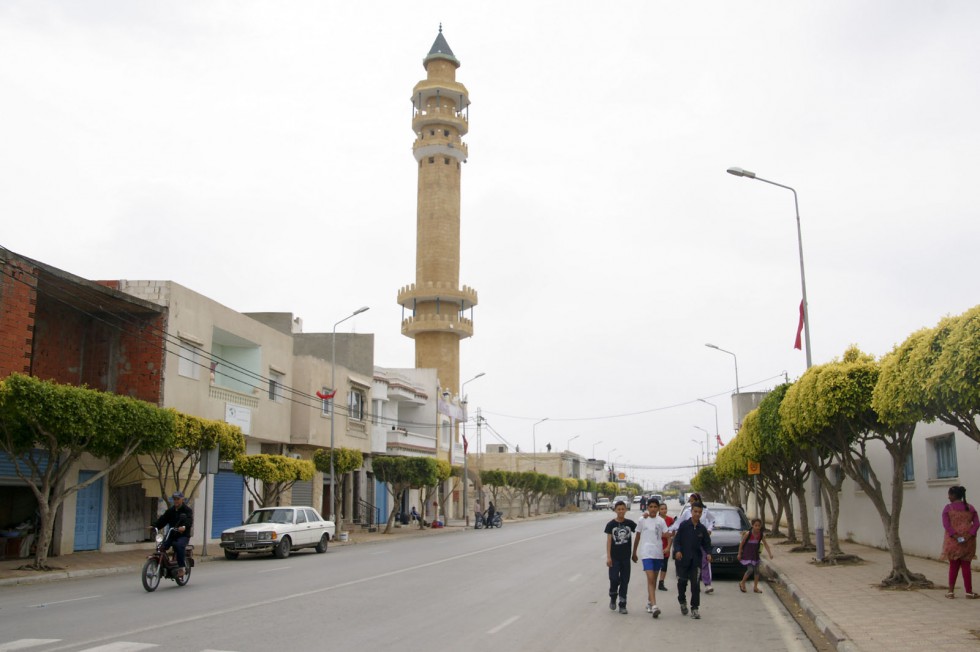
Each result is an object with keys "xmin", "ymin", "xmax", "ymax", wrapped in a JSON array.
[{"xmin": 2, "ymin": 1, "xmax": 978, "ymax": 489}]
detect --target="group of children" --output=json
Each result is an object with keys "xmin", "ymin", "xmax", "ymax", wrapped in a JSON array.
[{"xmin": 604, "ymin": 493, "xmax": 772, "ymax": 620}]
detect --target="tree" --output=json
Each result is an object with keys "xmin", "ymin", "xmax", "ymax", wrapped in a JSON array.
[
  {"xmin": 140, "ymin": 412, "xmax": 244, "ymax": 503},
  {"xmin": 0, "ymin": 374, "xmax": 174, "ymax": 569},
  {"xmin": 373, "ymin": 456, "xmax": 414, "ymax": 533},
  {"xmin": 875, "ymin": 305, "xmax": 980, "ymax": 445},
  {"xmin": 313, "ymin": 447, "xmax": 363, "ymax": 533},
  {"xmin": 233, "ymin": 454, "xmax": 315, "ymax": 508},
  {"xmin": 425, "ymin": 459, "xmax": 451, "ymax": 529}
]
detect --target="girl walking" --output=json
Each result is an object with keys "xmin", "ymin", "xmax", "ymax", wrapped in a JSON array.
[
  {"xmin": 941, "ymin": 485, "xmax": 979, "ymax": 599},
  {"xmin": 737, "ymin": 518, "xmax": 772, "ymax": 593}
]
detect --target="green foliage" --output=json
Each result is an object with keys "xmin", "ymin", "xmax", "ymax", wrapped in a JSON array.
[
  {"xmin": 233, "ymin": 454, "xmax": 315, "ymax": 508},
  {"xmin": 313, "ymin": 447, "xmax": 364, "ymax": 476}
]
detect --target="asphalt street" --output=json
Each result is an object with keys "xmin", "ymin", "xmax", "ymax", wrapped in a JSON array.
[{"xmin": 0, "ymin": 509, "xmax": 814, "ymax": 652}]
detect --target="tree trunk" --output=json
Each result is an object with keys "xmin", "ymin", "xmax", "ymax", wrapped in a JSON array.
[{"xmin": 795, "ymin": 485, "xmax": 811, "ymax": 548}]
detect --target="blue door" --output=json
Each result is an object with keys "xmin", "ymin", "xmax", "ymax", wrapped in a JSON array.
[
  {"xmin": 73, "ymin": 471, "xmax": 103, "ymax": 551},
  {"xmin": 375, "ymin": 479, "xmax": 389, "ymax": 523},
  {"xmin": 212, "ymin": 471, "xmax": 245, "ymax": 538}
]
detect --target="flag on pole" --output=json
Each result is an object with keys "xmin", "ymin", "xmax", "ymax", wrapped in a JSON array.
[
  {"xmin": 316, "ymin": 389, "xmax": 337, "ymax": 400},
  {"xmin": 794, "ymin": 300, "xmax": 805, "ymax": 350},
  {"xmin": 716, "ymin": 435, "xmax": 725, "ymax": 447}
]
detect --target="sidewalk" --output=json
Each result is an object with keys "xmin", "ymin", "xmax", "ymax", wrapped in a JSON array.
[
  {"xmin": 3, "ymin": 521, "xmax": 978, "ymax": 651},
  {"xmin": 762, "ymin": 539, "xmax": 980, "ymax": 652}
]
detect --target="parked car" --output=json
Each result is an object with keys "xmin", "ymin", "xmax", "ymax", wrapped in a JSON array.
[
  {"xmin": 632, "ymin": 495, "xmax": 643, "ymax": 507},
  {"xmin": 593, "ymin": 497, "xmax": 611, "ymax": 510},
  {"xmin": 650, "ymin": 494, "xmax": 664, "ymax": 505},
  {"xmin": 220, "ymin": 506, "xmax": 336, "ymax": 560},
  {"xmin": 612, "ymin": 495, "xmax": 630, "ymax": 510},
  {"xmin": 702, "ymin": 502, "xmax": 751, "ymax": 572}
]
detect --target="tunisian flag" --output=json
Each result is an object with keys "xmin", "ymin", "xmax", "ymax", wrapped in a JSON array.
[
  {"xmin": 716, "ymin": 435, "xmax": 725, "ymax": 448},
  {"xmin": 794, "ymin": 300, "xmax": 805, "ymax": 350}
]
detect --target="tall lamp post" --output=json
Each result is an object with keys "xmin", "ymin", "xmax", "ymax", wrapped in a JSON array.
[
  {"xmin": 697, "ymin": 399, "xmax": 720, "ymax": 455},
  {"xmin": 532, "ymin": 417, "xmax": 548, "ymax": 471},
  {"xmin": 693, "ymin": 427, "xmax": 711, "ymax": 464},
  {"xmin": 461, "ymin": 372, "xmax": 485, "ymax": 527},
  {"xmin": 330, "ymin": 306, "xmax": 369, "ymax": 524},
  {"xmin": 592, "ymin": 440, "xmax": 603, "ymax": 459},
  {"xmin": 728, "ymin": 165, "xmax": 821, "ymax": 561},
  {"xmin": 566, "ymin": 434, "xmax": 580, "ymax": 451},
  {"xmin": 705, "ymin": 343, "xmax": 740, "ymax": 428}
]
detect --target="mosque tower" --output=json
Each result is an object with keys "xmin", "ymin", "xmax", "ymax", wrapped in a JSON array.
[{"xmin": 398, "ymin": 26, "xmax": 477, "ymax": 395}]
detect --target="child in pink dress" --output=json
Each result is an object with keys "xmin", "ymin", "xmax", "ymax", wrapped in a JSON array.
[{"xmin": 941, "ymin": 485, "xmax": 979, "ymax": 599}]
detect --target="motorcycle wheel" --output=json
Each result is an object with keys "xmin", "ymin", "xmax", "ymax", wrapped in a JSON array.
[
  {"xmin": 175, "ymin": 565, "xmax": 191, "ymax": 586},
  {"xmin": 141, "ymin": 558, "xmax": 161, "ymax": 592},
  {"xmin": 474, "ymin": 518, "xmax": 483, "ymax": 530}
]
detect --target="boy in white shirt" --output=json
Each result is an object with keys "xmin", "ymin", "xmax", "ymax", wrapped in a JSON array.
[{"xmin": 632, "ymin": 497, "xmax": 668, "ymax": 618}]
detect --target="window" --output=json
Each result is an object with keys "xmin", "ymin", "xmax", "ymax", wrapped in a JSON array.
[
  {"xmin": 321, "ymin": 387, "xmax": 331, "ymax": 416},
  {"xmin": 443, "ymin": 129, "xmax": 449, "ymax": 137},
  {"xmin": 932, "ymin": 435, "xmax": 958, "ymax": 479},
  {"xmin": 177, "ymin": 342, "xmax": 201, "ymax": 379},
  {"xmin": 268, "ymin": 371, "xmax": 284, "ymax": 403},
  {"xmin": 859, "ymin": 461, "xmax": 871, "ymax": 484},
  {"xmin": 903, "ymin": 453, "xmax": 915, "ymax": 482},
  {"xmin": 348, "ymin": 389, "xmax": 365, "ymax": 421},
  {"xmin": 295, "ymin": 510, "xmax": 307, "ymax": 524}
]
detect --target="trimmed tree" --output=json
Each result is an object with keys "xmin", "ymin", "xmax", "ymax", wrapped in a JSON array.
[
  {"xmin": 233, "ymin": 454, "xmax": 315, "ymax": 508},
  {"xmin": 0, "ymin": 374, "xmax": 175, "ymax": 569},
  {"xmin": 312, "ymin": 447, "xmax": 363, "ymax": 532},
  {"xmin": 373, "ymin": 456, "xmax": 413, "ymax": 534}
]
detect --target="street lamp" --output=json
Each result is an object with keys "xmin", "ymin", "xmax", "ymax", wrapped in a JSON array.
[
  {"xmin": 693, "ymin": 426, "xmax": 710, "ymax": 464},
  {"xmin": 461, "ymin": 372, "xmax": 485, "ymax": 527},
  {"xmin": 566, "ymin": 434, "xmax": 580, "ymax": 451},
  {"xmin": 592, "ymin": 440, "xmax": 603, "ymax": 459},
  {"xmin": 532, "ymin": 418, "xmax": 548, "ymax": 471},
  {"xmin": 728, "ymin": 164, "xmax": 821, "ymax": 561},
  {"xmin": 697, "ymin": 399, "xmax": 720, "ymax": 455},
  {"xmin": 330, "ymin": 306, "xmax": 369, "ymax": 525},
  {"xmin": 690, "ymin": 439, "xmax": 704, "ymax": 468},
  {"xmin": 705, "ymin": 343, "xmax": 740, "ymax": 394}
]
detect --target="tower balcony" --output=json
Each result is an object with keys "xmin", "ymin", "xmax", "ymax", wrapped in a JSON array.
[
  {"xmin": 398, "ymin": 282, "xmax": 478, "ymax": 310},
  {"xmin": 412, "ymin": 137, "xmax": 468, "ymax": 160},
  {"xmin": 412, "ymin": 106, "xmax": 468, "ymax": 135},
  {"xmin": 401, "ymin": 313, "xmax": 474, "ymax": 340}
]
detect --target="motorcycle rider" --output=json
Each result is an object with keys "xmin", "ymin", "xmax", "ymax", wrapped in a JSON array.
[
  {"xmin": 154, "ymin": 491, "xmax": 193, "ymax": 578},
  {"xmin": 486, "ymin": 501, "xmax": 496, "ymax": 528}
]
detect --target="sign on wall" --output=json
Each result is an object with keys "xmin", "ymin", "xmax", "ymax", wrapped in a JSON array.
[{"xmin": 225, "ymin": 404, "xmax": 251, "ymax": 435}]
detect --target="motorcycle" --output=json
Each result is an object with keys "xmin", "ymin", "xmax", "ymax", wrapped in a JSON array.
[
  {"xmin": 475, "ymin": 510, "xmax": 503, "ymax": 529},
  {"xmin": 142, "ymin": 526, "xmax": 194, "ymax": 592}
]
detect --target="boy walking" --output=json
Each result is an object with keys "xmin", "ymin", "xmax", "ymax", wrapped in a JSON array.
[
  {"xmin": 605, "ymin": 501, "xmax": 637, "ymax": 614},
  {"xmin": 658, "ymin": 502, "xmax": 674, "ymax": 591},
  {"xmin": 632, "ymin": 498, "xmax": 668, "ymax": 618},
  {"xmin": 672, "ymin": 502, "xmax": 712, "ymax": 620}
]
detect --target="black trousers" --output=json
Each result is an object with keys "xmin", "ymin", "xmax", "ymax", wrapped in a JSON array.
[
  {"xmin": 676, "ymin": 559, "xmax": 701, "ymax": 608},
  {"xmin": 608, "ymin": 558, "xmax": 631, "ymax": 605}
]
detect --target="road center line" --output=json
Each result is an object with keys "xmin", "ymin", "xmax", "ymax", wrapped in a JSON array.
[
  {"xmin": 567, "ymin": 573, "xmax": 581, "ymax": 582},
  {"xmin": 257, "ymin": 566, "xmax": 292, "ymax": 573},
  {"xmin": 28, "ymin": 595, "xmax": 101, "ymax": 608},
  {"xmin": 487, "ymin": 615, "xmax": 520, "ymax": 634},
  {"xmin": 44, "ymin": 523, "xmax": 589, "ymax": 652}
]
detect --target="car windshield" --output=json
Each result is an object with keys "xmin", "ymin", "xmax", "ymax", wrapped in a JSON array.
[
  {"xmin": 712, "ymin": 508, "xmax": 749, "ymax": 530},
  {"xmin": 245, "ymin": 509, "xmax": 294, "ymax": 525}
]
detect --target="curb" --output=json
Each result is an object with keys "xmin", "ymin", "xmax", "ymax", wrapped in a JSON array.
[
  {"xmin": 762, "ymin": 562, "xmax": 859, "ymax": 652},
  {"xmin": 0, "ymin": 554, "xmax": 216, "ymax": 588}
]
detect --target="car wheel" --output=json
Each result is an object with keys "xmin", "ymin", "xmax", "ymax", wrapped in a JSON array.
[
  {"xmin": 223, "ymin": 550, "xmax": 240, "ymax": 560},
  {"xmin": 315, "ymin": 533, "xmax": 329, "ymax": 554},
  {"xmin": 273, "ymin": 536, "xmax": 292, "ymax": 559}
]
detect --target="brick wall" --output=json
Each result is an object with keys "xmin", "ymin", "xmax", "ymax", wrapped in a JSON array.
[{"xmin": 0, "ymin": 258, "xmax": 37, "ymax": 377}]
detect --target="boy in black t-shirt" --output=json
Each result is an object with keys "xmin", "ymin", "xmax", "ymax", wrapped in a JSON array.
[{"xmin": 604, "ymin": 501, "xmax": 637, "ymax": 614}]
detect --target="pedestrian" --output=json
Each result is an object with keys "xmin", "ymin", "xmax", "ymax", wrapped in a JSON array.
[
  {"xmin": 632, "ymin": 498, "xmax": 668, "ymax": 618},
  {"xmin": 486, "ymin": 500, "xmax": 496, "ymax": 529},
  {"xmin": 605, "ymin": 500, "xmax": 637, "ymax": 614},
  {"xmin": 668, "ymin": 492, "xmax": 716, "ymax": 593},
  {"xmin": 672, "ymin": 502, "xmax": 711, "ymax": 620},
  {"xmin": 737, "ymin": 518, "xmax": 773, "ymax": 593},
  {"xmin": 639, "ymin": 495, "xmax": 648, "ymax": 512},
  {"xmin": 658, "ymin": 502, "xmax": 674, "ymax": 592},
  {"xmin": 940, "ymin": 485, "xmax": 979, "ymax": 599},
  {"xmin": 410, "ymin": 506, "xmax": 420, "ymax": 523}
]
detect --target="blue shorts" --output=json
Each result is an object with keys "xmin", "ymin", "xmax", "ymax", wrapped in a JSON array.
[{"xmin": 642, "ymin": 558, "xmax": 666, "ymax": 572}]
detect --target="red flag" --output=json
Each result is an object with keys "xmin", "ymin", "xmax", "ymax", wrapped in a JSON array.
[
  {"xmin": 316, "ymin": 389, "xmax": 337, "ymax": 400},
  {"xmin": 794, "ymin": 300, "xmax": 805, "ymax": 350},
  {"xmin": 716, "ymin": 435, "xmax": 725, "ymax": 448},
  {"xmin": 463, "ymin": 434, "xmax": 469, "ymax": 454}
]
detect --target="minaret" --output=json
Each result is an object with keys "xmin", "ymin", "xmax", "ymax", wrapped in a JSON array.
[{"xmin": 397, "ymin": 26, "xmax": 477, "ymax": 395}]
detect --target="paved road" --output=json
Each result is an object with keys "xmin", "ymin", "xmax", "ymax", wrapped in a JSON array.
[{"xmin": 0, "ymin": 511, "xmax": 814, "ymax": 651}]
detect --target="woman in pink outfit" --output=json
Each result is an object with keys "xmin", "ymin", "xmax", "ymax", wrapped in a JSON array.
[{"xmin": 941, "ymin": 485, "xmax": 979, "ymax": 599}]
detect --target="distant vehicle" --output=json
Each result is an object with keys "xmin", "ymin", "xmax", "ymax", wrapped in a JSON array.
[
  {"xmin": 220, "ymin": 506, "xmax": 335, "ymax": 560},
  {"xmin": 632, "ymin": 495, "xmax": 643, "ymax": 506},
  {"xmin": 613, "ymin": 495, "xmax": 630, "ymax": 510},
  {"xmin": 701, "ymin": 502, "xmax": 751, "ymax": 572},
  {"xmin": 593, "ymin": 497, "xmax": 611, "ymax": 510},
  {"xmin": 650, "ymin": 494, "xmax": 664, "ymax": 505}
]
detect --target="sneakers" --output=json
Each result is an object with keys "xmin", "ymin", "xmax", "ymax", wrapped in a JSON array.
[
  {"xmin": 658, "ymin": 581, "xmax": 668, "ymax": 591},
  {"xmin": 679, "ymin": 602, "xmax": 689, "ymax": 616},
  {"xmin": 645, "ymin": 602, "xmax": 653, "ymax": 613},
  {"xmin": 609, "ymin": 597, "xmax": 617, "ymax": 610},
  {"xmin": 691, "ymin": 608, "xmax": 701, "ymax": 619},
  {"xmin": 619, "ymin": 605, "xmax": 628, "ymax": 615},
  {"xmin": 705, "ymin": 586, "xmax": 714, "ymax": 594},
  {"xmin": 651, "ymin": 605, "xmax": 661, "ymax": 619}
]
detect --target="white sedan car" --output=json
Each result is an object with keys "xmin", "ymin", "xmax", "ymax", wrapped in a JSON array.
[{"xmin": 220, "ymin": 506, "xmax": 336, "ymax": 560}]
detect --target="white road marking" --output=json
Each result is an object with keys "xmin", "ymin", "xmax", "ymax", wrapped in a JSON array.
[
  {"xmin": 0, "ymin": 641, "xmax": 62, "ymax": 652},
  {"xmin": 77, "ymin": 643, "xmax": 157, "ymax": 652},
  {"xmin": 567, "ymin": 573, "xmax": 581, "ymax": 582},
  {"xmin": 487, "ymin": 615, "xmax": 520, "ymax": 634},
  {"xmin": 257, "ymin": 567, "xmax": 291, "ymax": 573},
  {"xmin": 29, "ymin": 595, "xmax": 102, "ymax": 608}
]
